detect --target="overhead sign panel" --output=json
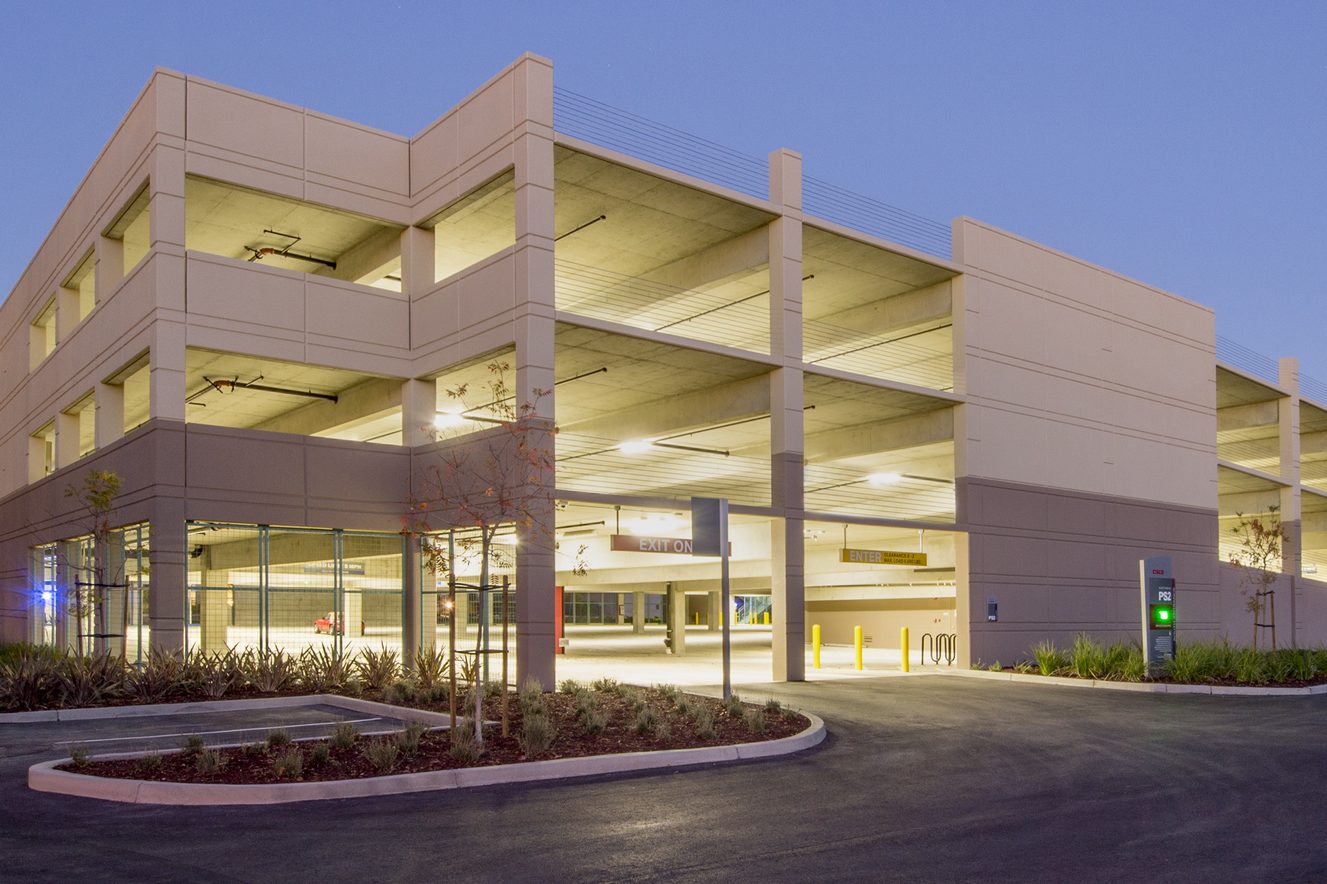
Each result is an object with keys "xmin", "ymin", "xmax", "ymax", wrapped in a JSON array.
[
  {"xmin": 610, "ymin": 534, "xmax": 730, "ymax": 555},
  {"xmin": 839, "ymin": 549, "xmax": 928, "ymax": 566}
]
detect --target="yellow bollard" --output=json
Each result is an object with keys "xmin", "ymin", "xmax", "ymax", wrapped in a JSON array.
[
  {"xmin": 694, "ymin": 611, "xmax": 699, "ymax": 625},
  {"xmin": 812, "ymin": 624, "xmax": 821, "ymax": 669},
  {"xmin": 763, "ymin": 611, "xmax": 770, "ymax": 625},
  {"xmin": 901, "ymin": 626, "xmax": 910, "ymax": 673},
  {"xmin": 854, "ymin": 625, "xmax": 863, "ymax": 670}
]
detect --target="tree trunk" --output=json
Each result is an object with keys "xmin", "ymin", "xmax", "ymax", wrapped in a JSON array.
[{"xmin": 474, "ymin": 530, "xmax": 490, "ymax": 746}]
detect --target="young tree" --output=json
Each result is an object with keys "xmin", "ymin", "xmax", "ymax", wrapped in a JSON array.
[
  {"xmin": 404, "ymin": 362, "xmax": 558, "ymax": 746},
  {"xmin": 1228, "ymin": 506, "xmax": 1287, "ymax": 651},
  {"xmin": 63, "ymin": 470, "xmax": 123, "ymax": 657}
]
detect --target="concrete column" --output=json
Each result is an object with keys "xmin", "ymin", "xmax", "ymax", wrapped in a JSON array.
[
  {"xmin": 55, "ymin": 410, "xmax": 80, "ymax": 469},
  {"xmin": 95, "ymin": 382, "xmax": 124, "ymax": 447},
  {"xmin": 100, "ymin": 536, "xmax": 127, "ymax": 657},
  {"xmin": 768, "ymin": 148, "xmax": 806, "ymax": 682},
  {"xmin": 400, "ymin": 226, "xmax": 436, "ymax": 292},
  {"xmin": 513, "ymin": 55, "xmax": 559, "ymax": 690},
  {"xmin": 632, "ymin": 590, "xmax": 645, "ymax": 634},
  {"xmin": 453, "ymin": 590, "xmax": 470, "ymax": 641},
  {"xmin": 343, "ymin": 588, "xmax": 364, "ymax": 640},
  {"xmin": 402, "ymin": 378, "xmax": 436, "ymax": 447},
  {"xmin": 148, "ymin": 498, "xmax": 187, "ymax": 654},
  {"xmin": 198, "ymin": 585, "xmax": 230, "ymax": 653},
  {"xmin": 28, "ymin": 432, "xmax": 48, "ymax": 483},
  {"xmin": 667, "ymin": 583, "xmax": 687, "ymax": 655},
  {"xmin": 56, "ymin": 540, "xmax": 79, "ymax": 652},
  {"xmin": 148, "ymin": 137, "xmax": 188, "ymax": 314},
  {"xmin": 56, "ymin": 285, "xmax": 80, "ymax": 339},
  {"xmin": 708, "ymin": 590, "xmax": 721, "ymax": 631},
  {"xmin": 95, "ymin": 236, "xmax": 123, "ymax": 293},
  {"xmin": 1279, "ymin": 357, "xmax": 1302, "ymax": 647},
  {"xmin": 403, "ymin": 536, "xmax": 421, "ymax": 665},
  {"xmin": 150, "ymin": 321, "xmax": 187, "ymax": 422},
  {"xmin": 616, "ymin": 592, "xmax": 626, "ymax": 625},
  {"xmin": 421, "ymin": 577, "xmax": 439, "ymax": 650}
]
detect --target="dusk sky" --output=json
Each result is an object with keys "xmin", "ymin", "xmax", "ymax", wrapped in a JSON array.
[{"xmin": 2, "ymin": 1, "xmax": 1323, "ymax": 380}]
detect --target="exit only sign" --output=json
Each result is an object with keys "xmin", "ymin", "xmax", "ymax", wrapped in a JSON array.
[{"xmin": 839, "ymin": 548, "xmax": 928, "ymax": 566}]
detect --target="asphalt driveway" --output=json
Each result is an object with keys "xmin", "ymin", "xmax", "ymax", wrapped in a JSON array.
[{"xmin": 1, "ymin": 676, "xmax": 1323, "ymax": 883}]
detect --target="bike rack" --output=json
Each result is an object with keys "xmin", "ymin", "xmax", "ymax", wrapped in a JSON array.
[{"xmin": 919, "ymin": 632, "xmax": 958, "ymax": 665}]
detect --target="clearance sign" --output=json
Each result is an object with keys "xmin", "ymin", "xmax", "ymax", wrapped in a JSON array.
[{"xmin": 839, "ymin": 548, "xmax": 928, "ymax": 566}]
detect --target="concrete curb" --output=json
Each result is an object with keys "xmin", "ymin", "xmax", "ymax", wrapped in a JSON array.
[
  {"xmin": 0, "ymin": 694, "xmax": 456, "ymax": 725},
  {"xmin": 941, "ymin": 668, "xmax": 1327, "ymax": 696},
  {"xmin": 28, "ymin": 713, "xmax": 825, "ymax": 806}
]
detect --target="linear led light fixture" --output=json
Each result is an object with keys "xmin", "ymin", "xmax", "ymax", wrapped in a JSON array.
[
  {"xmin": 806, "ymin": 471, "xmax": 954, "ymax": 495},
  {"xmin": 615, "ymin": 439, "xmax": 729, "ymax": 457}
]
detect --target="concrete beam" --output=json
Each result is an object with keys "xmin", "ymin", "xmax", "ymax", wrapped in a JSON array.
[
  {"xmin": 1303, "ymin": 511, "xmax": 1327, "ymax": 534},
  {"xmin": 1304, "ymin": 462, "xmax": 1327, "ymax": 483},
  {"xmin": 317, "ymin": 226, "xmax": 403, "ymax": 286},
  {"xmin": 253, "ymin": 377, "xmax": 401, "ymax": 437},
  {"xmin": 1218, "ymin": 489, "xmax": 1285, "ymax": 515},
  {"xmin": 562, "ymin": 374, "xmax": 769, "ymax": 442},
  {"xmin": 801, "ymin": 408, "xmax": 953, "ymax": 463},
  {"xmin": 1218, "ymin": 400, "xmax": 1280, "ymax": 432},
  {"xmin": 809, "ymin": 280, "xmax": 951, "ymax": 335},
  {"xmin": 642, "ymin": 227, "xmax": 769, "ymax": 294},
  {"xmin": 201, "ymin": 531, "xmax": 400, "ymax": 572}
]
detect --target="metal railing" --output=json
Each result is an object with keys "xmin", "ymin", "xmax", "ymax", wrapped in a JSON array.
[
  {"xmin": 553, "ymin": 87, "xmax": 954, "ymax": 261},
  {"xmin": 553, "ymin": 87, "xmax": 768, "ymax": 199},
  {"xmin": 1301, "ymin": 372, "xmax": 1327, "ymax": 405},
  {"xmin": 803, "ymin": 176, "xmax": 952, "ymax": 259},
  {"xmin": 1216, "ymin": 336, "xmax": 1280, "ymax": 385}
]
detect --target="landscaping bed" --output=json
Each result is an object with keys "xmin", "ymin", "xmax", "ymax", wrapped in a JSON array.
[
  {"xmin": 983, "ymin": 635, "xmax": 1327, "ymax": 687},
  {"xmin": 56, "ymin": 682, "xmax": 810, "ymax": 786}
]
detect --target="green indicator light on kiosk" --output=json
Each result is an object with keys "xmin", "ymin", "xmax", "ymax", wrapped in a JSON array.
[{"xmin": 1150, "ymin": 604, "xmax": 1174, "ymax": 628}]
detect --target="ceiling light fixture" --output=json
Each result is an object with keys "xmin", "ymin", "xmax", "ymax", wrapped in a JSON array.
[{"xmin": 617, "ymin": 439, "xmax": 654, "ymax": 455}]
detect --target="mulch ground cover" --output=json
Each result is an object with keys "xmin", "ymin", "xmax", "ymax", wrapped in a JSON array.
[{"xmin": 60, "ymin": 689, "xmax": 810, "ymax": 785}]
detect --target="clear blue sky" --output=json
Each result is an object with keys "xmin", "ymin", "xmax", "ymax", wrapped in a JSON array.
[{"xmin": 2, "ymin": 1, "xmax": 1323, "ymax": 380}]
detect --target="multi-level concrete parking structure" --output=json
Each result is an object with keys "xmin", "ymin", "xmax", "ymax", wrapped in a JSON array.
[{"xmin": 4, "ymin": 55, "xmax": 1325, "ymax": 686}]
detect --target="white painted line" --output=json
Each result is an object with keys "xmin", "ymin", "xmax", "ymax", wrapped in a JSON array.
[{"xmin": 54, "ymin": 717, "xmax": 383, "ymax": 746}]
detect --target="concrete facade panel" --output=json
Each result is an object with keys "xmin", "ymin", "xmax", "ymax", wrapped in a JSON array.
[
  {"xmin": 304, "ymin": 280, "xmax": 409, "ymax": 351},
  {"xmin": 304, "ymin": 114, "xmax": 410, "ymax": 198},
  {"xmin": 187, "ymin": 254, "xmax": 305, "ymax": 330},
  {"xmin": 185, "ymin": 81, "xmax": 303, "ymax": 170},
  {"xmin": 956, "ymin": 218, "xmax": 1216, "ymax": 512},
  {"xmin": 963, "ymin": 476, "xmax": 1221, "ymax": 665},
  {"xmin": 186, "ymin": 429, "xmax": 306, "ymax": 498}
]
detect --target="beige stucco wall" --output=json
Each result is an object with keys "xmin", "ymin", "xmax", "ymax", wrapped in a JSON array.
[
  {"xmin": 953, "ymin": 218, "xmax": 1222, "ymax": 666},
  {"xmin": 954, "ymin": 217, "xmax": 1217, "ymax": 510}
]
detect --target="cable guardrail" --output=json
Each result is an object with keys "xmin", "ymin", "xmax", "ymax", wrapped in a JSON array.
[
  {"xmin": 553, "ymin": 87, "xmax": 953, "ymax": 261},
  {"xmin": 803, "ymin": 176, "xmax": 952, "ymax": 260},
  {"xmin": 1216, "ymin": 336, "xmax": 1280, "ymax": 385},
  {"xmin": 1301, "ymin": 373, "xmax": 1327, "ymax": 405},
  {"xmin": 553, "ymin": 87, "xmax": 769, "ymax": 199}
]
